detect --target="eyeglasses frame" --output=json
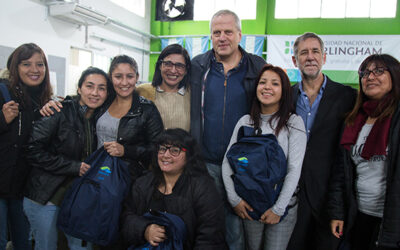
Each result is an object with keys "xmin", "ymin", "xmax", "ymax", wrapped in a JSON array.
[
  {"xmin": 359, "ymin": 67, "xmax": 388, "ymax": 79},
  {"xmin": 158, "ymin": 145, "xmax": 187, "ymax": 156},
  {"xmin": 160, "ymin": 60, "xmax": 186, "ymax": 72}
]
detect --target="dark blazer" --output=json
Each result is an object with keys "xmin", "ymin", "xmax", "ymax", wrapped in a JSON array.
[{"xmin": 292, "ymin": 75, "xmax": 357, "ymax": 221}]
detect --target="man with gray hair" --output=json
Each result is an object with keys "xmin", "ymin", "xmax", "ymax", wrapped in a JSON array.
[
  {"xmin": 287, "ymin": 32, "xmax": 357, "ymax": 250},
  {"xmin": 190, "ymin": 9, "xmax": 265, "ymax": 250}
]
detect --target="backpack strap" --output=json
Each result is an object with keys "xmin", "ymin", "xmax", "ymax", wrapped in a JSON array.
[
  {"xmin": 0, "ymin": 83, "xmax": 11, "ymax": 102},
  {"xmin": 237, "ymin": 126, "xmax": 261, "ymax": 141}
]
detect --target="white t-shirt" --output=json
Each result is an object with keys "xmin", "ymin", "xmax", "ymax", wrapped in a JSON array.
[{"xmin": 351, "ymin": 123, "xmax": 387, "ymax": 218}]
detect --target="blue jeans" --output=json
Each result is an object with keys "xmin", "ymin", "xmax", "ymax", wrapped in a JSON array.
[
  {"xmin": 206, "ymin": 163, "xmax": 245, "ymax": 250},
  {"xmin": 65, "ymin": 234, "xmax": 93, "ymax": 250},
  {"xmin": 23, "ymin": 197, "xmax": 93, "ymax": 250},
  {"xmin": 0, "ymin": 198, "xmax": 31, "ymax": 250},
  {"xmin": 23, "ymin": 198, "xmax": 58, "ymax": 250}
]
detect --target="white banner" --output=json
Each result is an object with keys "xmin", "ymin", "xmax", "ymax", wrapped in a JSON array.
[{"xmin": 267, "ymin": 35, "xmax": 400, "ymax": 71}]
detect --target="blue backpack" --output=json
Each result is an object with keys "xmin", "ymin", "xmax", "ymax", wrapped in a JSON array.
[
  {"xmin": 226, "ymin": 126, "xmax": 287, "ymax": 220},
  {"xmin": 57, "ymin": 148, "xmax": 132, "ymax": 246},
  {"xmin": 0, "ymin": 82, "xmax": 11, "ymax": 102},
  {"xmin": 129, "ymin": 210, "xmax": 187, "ymax": 250}
]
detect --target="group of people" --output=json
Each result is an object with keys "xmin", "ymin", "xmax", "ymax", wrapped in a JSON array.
[{"xmin": 0, "ymin": 8, "xmax": 399, "ymax": 250}]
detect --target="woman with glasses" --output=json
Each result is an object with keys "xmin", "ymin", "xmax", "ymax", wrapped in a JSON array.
[
  {"xmin": 329, "ymin": 54, "xmax": 400, "ymax": 250},
  {"xmin": 121, "ymin": 128, "xmax": 227, "ymax": 249},
  {"xmin": 136, "ymin": 44, "xmax": 191, "ymax": 131}
]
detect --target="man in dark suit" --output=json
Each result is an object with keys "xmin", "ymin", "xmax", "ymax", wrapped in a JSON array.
[{"xmin": 287, "ymin": 32, "xmax": 357, "ymax": 250}]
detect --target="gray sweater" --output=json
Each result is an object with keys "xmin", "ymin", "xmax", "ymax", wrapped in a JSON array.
[{"xmin": 222, "ymin": 113, "xmax": 307, "ymax": 216}]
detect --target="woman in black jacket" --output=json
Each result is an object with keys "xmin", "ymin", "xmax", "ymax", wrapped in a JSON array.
[
  {"xmin": 96, "ymin": 55, "xmax": 164, "ymax": 180},
  {"xmin": 0, "ymin": 43, "xmax": 52, "ymax": 250},
  {"xmin": 328, "ymin": 54, "xmax": 400, "ymax": 250},
  {"xmin": 41, "ymin": 55, "xmax": 164, "ymax": 180},
  {"xmin": 23, "ymin": 67, "xmax": 111, "ymax": 250},
  {"xmin": 121, "ymin": 128, "xmax": 227, "ymax": 249},
  {"xmin": 40, "ymin": 55, "xmax": 164, "ymax": 249}
]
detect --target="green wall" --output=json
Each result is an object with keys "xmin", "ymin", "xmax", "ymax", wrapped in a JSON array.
[
  {"xmin": 149, "ymin": 0, "xmax": 400, "ymax": 84},
  {"xmin": 149, "ymin": 0, "xmax": 267, "ymax": 81}
]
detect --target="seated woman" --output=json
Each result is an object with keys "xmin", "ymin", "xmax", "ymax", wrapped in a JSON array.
[
  {"xmin": 23, "ymin": 67, "xmax": 111, "ymax": 250},
  {"xmin": 222, "ymin": 64, "xmax": 307, "ymax": 250},
  {"xmin": 121, "ymin": 128, "xmax": 227, "ymax": 249},
  {"xmin": 136, "ymin": 44, "xmax": 191, "ymax": 131},
  {"xmin": 329, "ymin": 54, "xmax": 400, "ymax": 250}
]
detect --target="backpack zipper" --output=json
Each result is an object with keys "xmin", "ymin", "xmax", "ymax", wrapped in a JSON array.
[{"xmin": 18, "ymin": 112, "xmax": 21, "ymax": 136}]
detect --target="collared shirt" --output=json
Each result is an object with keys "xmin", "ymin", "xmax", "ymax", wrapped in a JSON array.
[
  {"xmin": 156, "ymin": 85, "xmax": 186, "ymax": 96},
  {"xmin": 296, "ymin": 75, "xmax": 327, "ymax": 139}
]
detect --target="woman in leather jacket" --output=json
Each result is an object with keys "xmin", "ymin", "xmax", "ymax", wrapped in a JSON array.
[
  {"xmin": 40, "ymin": 56, "xmax": 164, "ymax": 249},
  {"xmin": 328, "ymin": 54, "xmax": 400, "ymax": 249},
  {"xmin": 23, "ymin": 67, "xmax": 111, "ymax": 250},
  {"xmin": 89, "ymin": 56, "xmax": 164, "ymax": 250},
  {"xmin": 0, "ymin": 43, "xmax": 52, "ymax": 250},
  {"xmin": 96, "ymin": 55, "xmax": 164, "ymax": 180},
  {"xmin": 42, "ymin": 55, "xmax": 164, "ymax": 180}
]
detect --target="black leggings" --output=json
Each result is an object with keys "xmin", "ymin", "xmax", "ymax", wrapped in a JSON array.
[{"xmin": 351, "ymin": 210, "xmax": 399, "ymax": 250}]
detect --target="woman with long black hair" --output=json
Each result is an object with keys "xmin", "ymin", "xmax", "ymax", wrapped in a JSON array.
[
  {"xmin": 23, "ymin": 67, "xmax": 111, "ymax": 250},
  {"xmin": 41, "ymin": 55, "xmax": 164, "ymax": 180},
  {"xmin": 222, "ymin": 64, "xmax": 307, "ymax": 250},
  {"xmin": 0, "ymin": 43, "xmax": 52, "ymax": 249}
]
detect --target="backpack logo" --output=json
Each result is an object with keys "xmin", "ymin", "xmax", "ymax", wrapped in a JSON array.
[
  {"xmin": 57, "ymin": 148, "xmax": 131, "ymax": 246},
  {"xmin": 226, "ymin": 126, "xmax": 288, "ymax": 220},
  {"xmin": 97, "ymin": 166, "xmax": 111, "ymax": 180},
  {"xmin": 237, "ymin": 157, "xmax": 248, "ymax": 171}
]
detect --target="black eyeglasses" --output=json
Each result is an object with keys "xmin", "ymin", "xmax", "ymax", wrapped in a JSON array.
[
  {"xmin": 161, "ymin": 60, "xmax": 186, "ymax": 72},
  {"xmin": 359, "ymin": 67, "xmax": 388, "ymax": 79},
  {"xmin": 158, "ymin": 145, "xmax": 187, "ymax": 156}
]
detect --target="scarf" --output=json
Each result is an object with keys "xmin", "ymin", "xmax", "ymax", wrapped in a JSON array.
[{"xmin": 340, "ymin": 99, "xmax": 392, "ymax": 160}]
